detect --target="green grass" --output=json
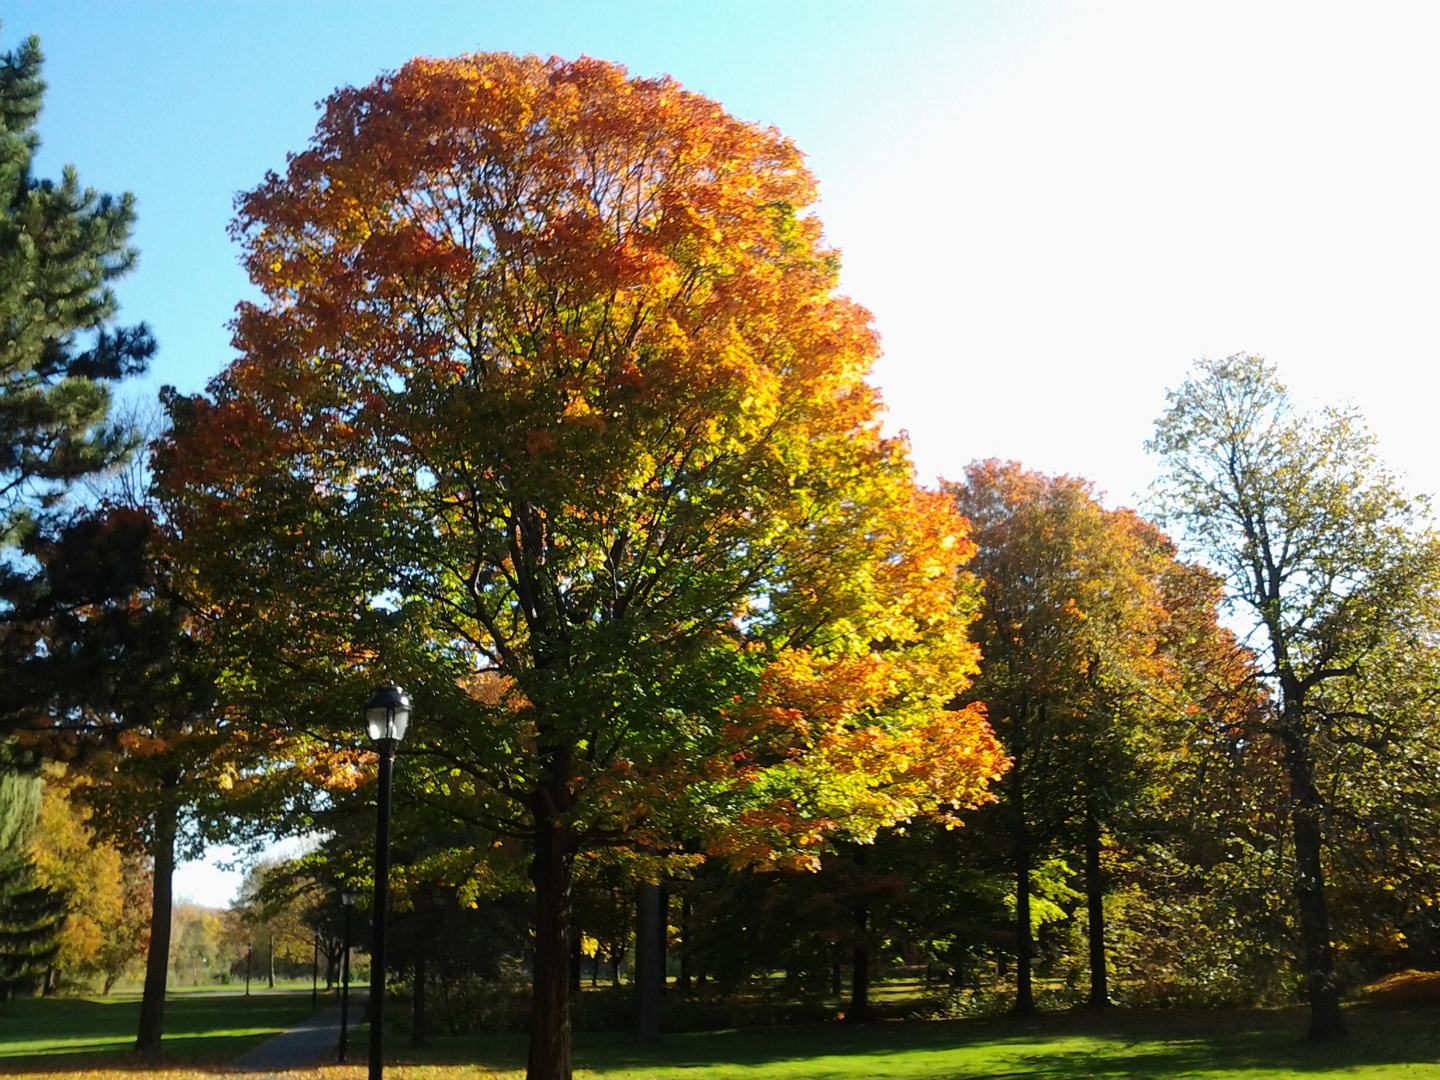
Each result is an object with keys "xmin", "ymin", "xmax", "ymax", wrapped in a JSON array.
[
  {"xmin": 0, "ymin": 988, "xmax": 322, "ymax": 1069},
  {"xmin": 2, "ymin": 989, "xmax": 1440, "ymax": 1078},
  {"xmin": 385, "ymin": 1003, "xmax": 1440, "ymax": 1079}
]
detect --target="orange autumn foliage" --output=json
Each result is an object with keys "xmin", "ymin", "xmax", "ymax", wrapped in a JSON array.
[{"xmin": 157, "ymin": 53, "xmax": 1005, "ymax": 1079}]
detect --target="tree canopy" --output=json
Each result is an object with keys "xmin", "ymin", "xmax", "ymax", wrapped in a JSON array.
[
  {"xmin": 158, "ymin": 53, "xmax": 1006, "ymax": 1080},
  {"xmin": 1149, "ymin": 353, "xmax": 1440, "ymax": 1039}
]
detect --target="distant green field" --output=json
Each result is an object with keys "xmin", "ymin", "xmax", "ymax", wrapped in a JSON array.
[{"xmin": 0, "ymin": 988, "xmax": 320, "ymax": 1069}]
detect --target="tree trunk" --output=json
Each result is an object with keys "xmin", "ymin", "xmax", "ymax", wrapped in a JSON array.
[
  {"xmin": 526, "ymin": 788, "xmax": 575, "ymax": 1080},
  {"xmin": 136, "ymin": 799, "xmax": 178, "ymax": 1053},
  {"xmin": 1280, "ymin": 711, "xmax": 1345, "ymax": 1039},
  {"xmin": 633, "ymin": 881, "xmax": 664, "ymax": 1040},
  {"xmin": 949, "ymin": 941, "xmax": 966, "ymax": 989},
  {"xmin": 1014, "ymin": 844, "xmax": 1034, "ymax": 1015},
  {"xmin": 412, "ymin": 951, "xmax": 427, "ymax": 1048},
  {"xmin": 1085, "ymin": 808, "xmax": 1108, "ymax": 1008},
  {"xmin": 678, "ymin": 896, "xmax": 691, "ymax": 997},
  {"xmin": 849, "ymin": 846, "xmax": 870, "ymax": 1022},
  {"xmin": 268, "ymin": 932, "xmax": 275, "ymax": 989},
  {"xmin": 1012, "ymin": 738, "xmax": 1035, "ymax": 1016},
  {"xmin": 850, "ymin": 901, "xmax": 870, "ymax": 1021}
]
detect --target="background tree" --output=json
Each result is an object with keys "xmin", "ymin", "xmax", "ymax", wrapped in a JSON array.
[
  {"xmin": 25, "ymin": 774, "xmax": 145, "ymax": 992},
  {"xmin": 949, "ymin": 462, "xmax": 1154, "ymax": 1012},
  {"xmin": 158, "ymin": 53, "xmax": 1006, "ymax": 1080},
  {"xmin": 0, "ymin": 504, "xmax": 286, "ymax": 1050},
  {"xmin": 948, "ymin": 460, "xmax": 1252, "ymax": 1012},
  {"xmin": 0, "ymin": 766, "xmax": 62, "ymax": 999},
  {"xmin": 1149, "ymin": 353, "xmax": 1440, "ymax": 1040}
]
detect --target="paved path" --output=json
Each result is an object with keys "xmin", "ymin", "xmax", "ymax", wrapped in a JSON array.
[{"xmin": 232, "ymin": 991, "xmax": 368, "ymax": 1074}]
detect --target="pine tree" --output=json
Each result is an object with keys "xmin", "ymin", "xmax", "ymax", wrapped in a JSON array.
[
  {"xmin": 0, "ymin": 26, "xmax": 153, "ymax": 545},
  {"xmin": 0, "ymin": 768, "xmax": 63, "ymax": 999},
  {"xmin": 0, "ymin": 854, "xmax": 64, "ymax": 1000},
  {"xmin": 0, "ymin": 21, "xmax": 151, "ymax": 1000}
]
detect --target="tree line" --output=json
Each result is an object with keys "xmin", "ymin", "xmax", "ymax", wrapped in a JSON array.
[{"xmin": 1, "ymin": 30, "xmax": 1438, "ymax": 1080}]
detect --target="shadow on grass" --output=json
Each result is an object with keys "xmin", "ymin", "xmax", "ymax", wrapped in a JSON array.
[
  {"xmin": 392, "ymin": 1003, "xmax": 1440, "ymax": 1078},
  {"xmin": 0, "ymin": 990, "xmax": 322, "ymax": 1075}
]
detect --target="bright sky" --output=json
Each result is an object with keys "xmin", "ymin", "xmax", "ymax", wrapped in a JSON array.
[{"xmin": 14, "ymin": 2, "xmax": 1439, "ymax": 904}]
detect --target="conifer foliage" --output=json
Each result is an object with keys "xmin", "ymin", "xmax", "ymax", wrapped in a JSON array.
[
  {"xmin": 0, "ymin": 28, "xmax": 153, "ymax": 544},
  {"xmin": 0, "ymin": 770, "xmax": 63, "ymax": 999}
]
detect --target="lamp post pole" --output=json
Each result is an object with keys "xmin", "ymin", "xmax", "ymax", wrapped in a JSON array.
[
  {"xmin": 339, "ymin": 889, "xmax": 357, "ymax": 1064},
  {"xmin": 364, "ymin": 684, "xmax": 411, "ymax": 1080},
  {"xmin": 369, "ymin": 740, "xmax": 396, "ymax": 1080},
  {"xmin": 245, "ymin": 942, "xmax": 252, "ymax": 997}
]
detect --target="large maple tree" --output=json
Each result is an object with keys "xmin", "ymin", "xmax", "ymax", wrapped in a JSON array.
[{"xmin": 157, "ymin": 54, "xmax": 1004, "ymax": 1080}]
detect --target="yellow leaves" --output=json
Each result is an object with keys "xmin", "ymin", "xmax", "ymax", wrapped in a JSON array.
[{"xmin": 27, "ymin": 784, "xmax": 129, "ymax": 973}]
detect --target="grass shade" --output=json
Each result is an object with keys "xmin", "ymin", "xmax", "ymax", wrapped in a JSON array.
[
  {"xmin": 0, "ymin": 989, "xmax": 320, "ymax": 1071},
  {"xmin": 1, "ymin": 988, "xmax": 1440, "ymax": 1077}
]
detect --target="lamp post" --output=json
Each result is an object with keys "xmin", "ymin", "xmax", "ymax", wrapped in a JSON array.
[
  {"xmin": 338, "ymin": 888, "xmax": 358, "ymax": 1064},
  {"xmin": 365, "ymin": 684, "xmax": 411, "ymax": 1080},
  {"xmin": 245, "ymin": 941, "xmax": 253, "ymax": 997}
]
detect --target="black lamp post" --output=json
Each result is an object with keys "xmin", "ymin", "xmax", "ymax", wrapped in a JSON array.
[
  {"xmin": 339, "ymin": 888, "xmax": 358, "ymax": 1064},
  {"xmin": 365, "ymin": 684, "xmax": 411, "ymax": 1080},
  {"xmin": 245, "ymin": 941, "xmax": 253, "ymax": 996}
]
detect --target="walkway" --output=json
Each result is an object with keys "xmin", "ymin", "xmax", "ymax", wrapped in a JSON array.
[{"xmin": 232, "ymin": 991, "xmax": 367, "ymax": 1074}]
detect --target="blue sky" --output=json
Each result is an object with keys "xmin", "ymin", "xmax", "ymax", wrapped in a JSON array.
[
  {"xmin": 16, "ymin": 2, "xmax": 1049, "ymax": 396},
  {"xmin": 12, "ymin": 2, "xmax": 1439, "ymax": 904}
]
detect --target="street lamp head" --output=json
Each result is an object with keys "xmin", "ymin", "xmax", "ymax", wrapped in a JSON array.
[
  {"xmin": 341, "ymin": 889, "xmax": 358, "ymax": 907},
  {"xmin": 364, "ymin": 684, "xmax": 412, "ymax": 746}
]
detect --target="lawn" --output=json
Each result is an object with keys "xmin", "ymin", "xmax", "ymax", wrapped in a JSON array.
[
  {"xmin": 0, "ymin": 989, "xmax": 1439, "ymax": 1078},
  {"xmin": 366, "ymin": 1004, "xmax": 1440, "ymax": 1079},
  {"xmin": 0, "ymin": 988, "xmax": 322, "ymax": 1073}
]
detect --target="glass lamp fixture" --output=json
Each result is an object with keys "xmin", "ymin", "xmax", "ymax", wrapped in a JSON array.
[{"xmin": 364, "ymin": 685, "xmax": 412, "ymax": 745}]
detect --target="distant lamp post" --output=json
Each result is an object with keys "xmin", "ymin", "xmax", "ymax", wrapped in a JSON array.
[
  {"xmin": 339, "ymin": 888, "xmax": 358, "ymax": 1064},
  {"xmin": 245, "ymin": 941, "xmax": 253, "ymax": 997},
  {"xmin": 365, "ymin": 684, "xmax": 411, "ymax": 1080}
]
